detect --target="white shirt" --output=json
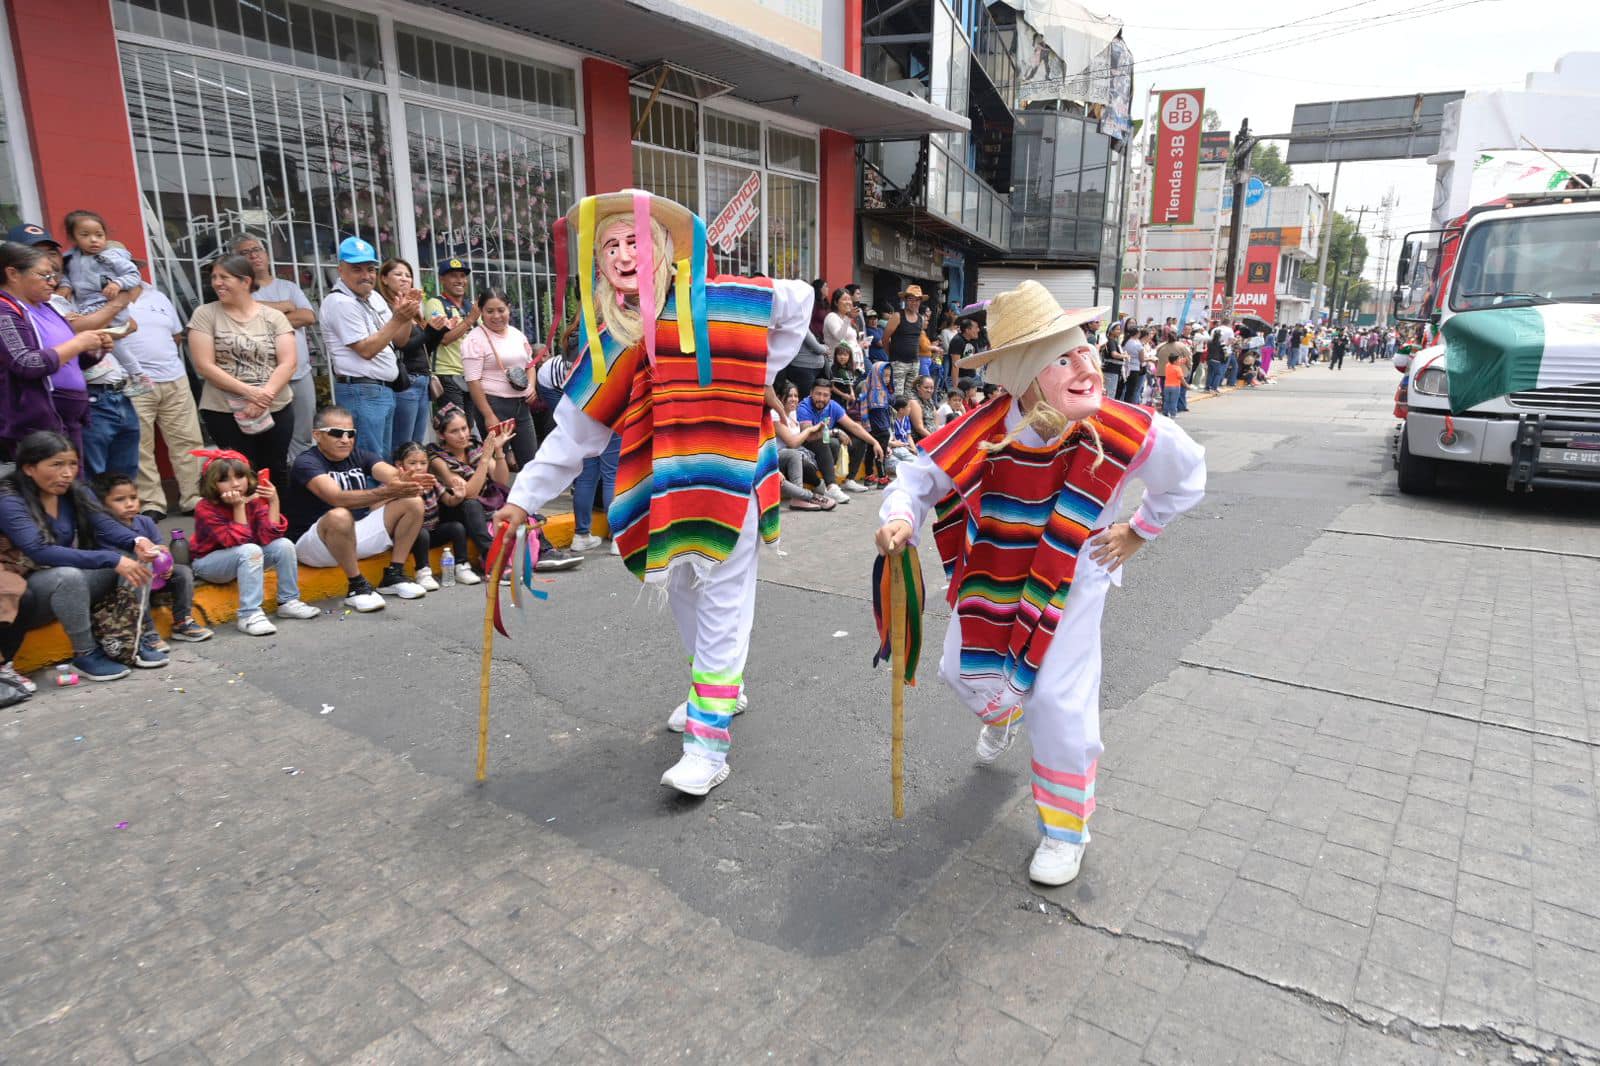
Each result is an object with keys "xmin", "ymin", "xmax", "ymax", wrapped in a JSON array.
[
  {"xmin": 508, "ymin": 279, "xmax": 814, "ymax": 518},
  {"xmin": 255, "ymin": 278, "xmax": 315, "ymax": 380},
  {"xmin": 319, "ymin": 280, "xmax": 397, "ymax": 382},
  {"xmin": 113, "ymin": 287, "xmax": 187, "ymax": 382}
]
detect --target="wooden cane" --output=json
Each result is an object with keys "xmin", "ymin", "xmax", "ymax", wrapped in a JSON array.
[
  {"xmin": 888, "ymin": 552, "xmax": 908, "ymax": 820},
  {"xmin": 476, "ymin": 533, "xmax": 510, "ymax": 784}
]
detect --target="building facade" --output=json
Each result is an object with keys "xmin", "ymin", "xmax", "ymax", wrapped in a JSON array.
[{"xmin": 4, "ymin": 0, "xmax": 962, "ymax": 389}]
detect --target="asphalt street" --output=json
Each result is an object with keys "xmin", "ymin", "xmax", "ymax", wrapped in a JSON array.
[{"xmin": 5, "ymin": 360, "xmax": 1598, "ymax": 1064}]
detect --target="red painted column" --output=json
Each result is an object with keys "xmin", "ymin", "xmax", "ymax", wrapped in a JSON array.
[
  {"xmin": 9, "ymin": 0, "xmax": 146, "ymax": 260},
  {"xmin": 818, "ymin": 129, "xmax": 856, "ymax": 286},
  {"xmin": 843, "ymin": 0, "xmax": 863, "ymax": 75},
  {"xmin": 582, "ymin": 58, "xmax": 634, "ymax": 196}
]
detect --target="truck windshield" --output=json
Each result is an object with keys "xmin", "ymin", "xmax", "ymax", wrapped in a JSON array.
[{"xmin": 1449, "ymin": 212, "xmax": 1600, "ymax": 311}]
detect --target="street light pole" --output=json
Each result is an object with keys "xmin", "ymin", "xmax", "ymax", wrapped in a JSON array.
[{"xmin": 1312, "ymin": 161, "xmax": 1341, "ymax": 323}]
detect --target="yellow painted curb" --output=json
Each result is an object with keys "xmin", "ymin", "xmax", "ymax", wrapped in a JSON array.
[{"xmin": 16, "ymin": 510, "xmax": 607, "ymax": 675}]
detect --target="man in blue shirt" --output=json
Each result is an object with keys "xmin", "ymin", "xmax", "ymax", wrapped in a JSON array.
[{"xmin": 795, "ymin": 378, "xmax": 883, "ymax": 502}]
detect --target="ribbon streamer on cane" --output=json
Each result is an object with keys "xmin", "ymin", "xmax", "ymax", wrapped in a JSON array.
[{"xmin": 871, "ymin": 546, "xmax": 923, "ymax": 819}]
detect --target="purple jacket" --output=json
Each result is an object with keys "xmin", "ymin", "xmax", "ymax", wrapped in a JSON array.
[{"xmin": 0, "ymin": 296, "xmax": 65, "ymax": 448}]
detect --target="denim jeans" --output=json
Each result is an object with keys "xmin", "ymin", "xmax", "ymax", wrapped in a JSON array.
[
  {"xmin": 1205, "ymin": 360, "xmax": 1227, "ymax": 391},
  {"xmin": 1162, "ymin": 385, "xmax": 1183, "ymax": 417},
  {"xmin": 83, "ymin": 386, "xmax": 141, "ymax": 480},
  {"xmin": 335, "ymin": 380, "xmax": 396, "ymax": 461},
  {"xmin": 1224, "ymin": 354, "xmax": 1239, "ymax": 387},
  {"xmin": 391, "ymin": 374, "xmax": 432, "ymax": 451},
  {"xmin": 572, "ymin": 432, "xmax": 621, "ymax": 535},
  {"xmin": 192, "ymin": 539, "xmax": 301, "ymax": 616}
]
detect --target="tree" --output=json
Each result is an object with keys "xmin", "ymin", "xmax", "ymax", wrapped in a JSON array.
[
  {"xmin": 1325, "ymin": 212, "xmax": 1370, "ymax": 321},
  {"xmin": 1250, "ymin": 143, "xmax": 1293, "ymax": 187},
  {"xmin": 1203, "ymin": 107, "xmax": 1221, "ymax": 132}
]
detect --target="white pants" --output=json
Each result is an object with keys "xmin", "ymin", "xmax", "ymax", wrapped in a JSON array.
[
  {"xmin": 938, "ymin": 550, "xmax": 1114, "ymax": 843},
  {"xmin": 666, "ymin": 496, "xmax": 762, "ymax": 766},
  {"xmin": 294, "ymin": 505, "xmax": 394, "ymax": 569}
]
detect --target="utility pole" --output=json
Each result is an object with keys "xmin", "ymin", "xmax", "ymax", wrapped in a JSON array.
[
  {"xmin": 1131, "ymin": 85, "xmax": 1157, "ymax": 323},
  {"xmin": 1374, "ymin": 189, "xmax": 1397, "ymax": 327},
  {"xmin": 1220, "ymin": 118, "xmax": 1255, "ymax": 322},
  {"xmin": 1331, "ymin": 204, "xmax": 1370, "ymax": 325},
  {"xmin": 1312, "ymin": 161, "xmax": 1341, "ymax": 323}
]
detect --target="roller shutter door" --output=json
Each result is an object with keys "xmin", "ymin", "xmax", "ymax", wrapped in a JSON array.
[{"xmin": 975, "ymin": 266, "xmax": 1098, "ymax": 308}]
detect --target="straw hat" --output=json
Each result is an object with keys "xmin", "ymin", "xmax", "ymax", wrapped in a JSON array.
[
  {"xmin": 957, "ymin": 281, "xmax": 1107, "ymax": 395},
  {"xmin": 900, "ymin": 284, "xmax": 926, "ymax": 300},
  {"xmin": 565, "ymin": 188, "xmax": 697, "ymax": 259}
]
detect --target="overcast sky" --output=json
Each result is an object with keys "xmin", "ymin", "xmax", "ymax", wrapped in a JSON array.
[{"xmin": 1119, "ymin": 0, "xmax": 1584, "ymax": 281}]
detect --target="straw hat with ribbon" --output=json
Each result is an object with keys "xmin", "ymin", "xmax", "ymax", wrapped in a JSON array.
[
  {"xmin": 956, "ymin": 281, "xmax": 1108, "ymax": 396},
  {"xmin": 548, "ymin": 189, "xmax": 714, "ymax": 388}
]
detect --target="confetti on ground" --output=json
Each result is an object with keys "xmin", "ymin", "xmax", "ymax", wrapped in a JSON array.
[
  {"xmin": 282, "ymin": 766, "xmax": 301, "ymax": 776},
  {"xmin": 114, "ymin": 821, "xmax": 129, "ymax": 830},
  {"xmin": 73, "ymin": 736, "xmax": 83, "ymax": 742},
  {"xmin": 833, "ymin": 630, "xmax": 849, "ymax": 638},
  {"xmin": 320, "ymin": 704, "xmax": 334, "ymax": 715}
]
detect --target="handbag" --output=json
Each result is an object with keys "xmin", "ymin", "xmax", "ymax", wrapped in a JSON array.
[{"xmin": 478, "ymin": 326, "xmax": 530, "ymax": 392}]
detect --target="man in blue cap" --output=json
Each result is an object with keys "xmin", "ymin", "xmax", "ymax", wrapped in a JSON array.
[{"xmin": 318, "ymin": 236, "xmax": 418, "ymax": 459}]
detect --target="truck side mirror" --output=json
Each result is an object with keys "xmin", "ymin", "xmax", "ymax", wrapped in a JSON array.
[{"xmin": 1396, "ymin": 243, "xmax": 1413, "ymax": 283}]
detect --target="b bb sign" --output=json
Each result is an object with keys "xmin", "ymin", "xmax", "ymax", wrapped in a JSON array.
[{"xmin": 1151, "ymin": 89, "xmax": 1204, "ymax": 227}]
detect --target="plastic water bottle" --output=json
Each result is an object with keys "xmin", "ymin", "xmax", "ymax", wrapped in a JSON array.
[
  {"xmin": 440, "ymin": 546, "xmax": 456, "ymax": 587},
  {"xmin": 168, "ymin": 528, "xmax": 191, "ymax": 567}
]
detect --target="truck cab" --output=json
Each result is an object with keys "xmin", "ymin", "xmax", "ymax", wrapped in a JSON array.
[{"xmin": 1393, "ymin": 189, "xmax": 1600, "ymax": 494}]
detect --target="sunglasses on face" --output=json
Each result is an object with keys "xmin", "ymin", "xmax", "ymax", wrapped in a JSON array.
[{"xmin": 317, "ymin": 427, "xmax": 357, "ymax": 440}]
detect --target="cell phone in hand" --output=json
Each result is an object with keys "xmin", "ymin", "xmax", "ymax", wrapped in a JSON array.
[{"xmin": 100, "ymin": 324, "xmax": 132, "ymax": 337}]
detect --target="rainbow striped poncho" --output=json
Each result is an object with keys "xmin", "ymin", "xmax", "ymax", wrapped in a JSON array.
[
  {"xmin": 925, "ymin": 396, "xmax": 1155, "ymax": 701},
  {"xmin": 563, "ymin": 278, "xmax": 782, "ymax": 584}
]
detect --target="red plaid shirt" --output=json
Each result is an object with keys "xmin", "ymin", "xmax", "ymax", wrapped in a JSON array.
[{"xmin": 192, "ymin": 497, "xmax": 289, "ymax": 558}]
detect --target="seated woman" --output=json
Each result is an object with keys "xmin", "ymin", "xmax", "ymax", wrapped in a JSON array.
[
  {"xmin": 0, "ymin": 430, "xmax": 161, "ymax": 683},
  {"xmin": 771, "ymin": 384, "xmax": 835, "ymax": 512}
]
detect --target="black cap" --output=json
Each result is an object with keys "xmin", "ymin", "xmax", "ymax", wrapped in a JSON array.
[
  {"xmin": 440, "ymin": 257, "xmax": 471, "ymax": 275},
  {"xmin": 6, "ymin": 222, "xmax": 58, "ymax": 248}
]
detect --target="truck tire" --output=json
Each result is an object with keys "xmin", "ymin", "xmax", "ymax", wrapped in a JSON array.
[{"xmin": 1397, "ymin": 427, "xmax": 1439, "ymax": 495}]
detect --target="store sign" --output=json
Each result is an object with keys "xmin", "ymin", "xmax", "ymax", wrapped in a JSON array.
[
  {"xmin": 1151, "ymin": 89, "xmax": 1204, "ymax": 226},
  {"xmin": 1200, "ymin": 131, "xmax": 1232, "ymax": 164},
  {"xmin": 707, "ymin": 172, "xmax": 762, "ymax": 254},
  {"xmin": 860, "ymin": 220, "xmax": 942, "ymax": 279},
  {"xmin": 1213, "ymin": 238, "xmax": 1280, "ymax": 320}
]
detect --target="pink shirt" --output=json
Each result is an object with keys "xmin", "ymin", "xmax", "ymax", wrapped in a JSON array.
[{"xmin": 461, "ymin": 324, "xmax": 533, "ymax": 399}]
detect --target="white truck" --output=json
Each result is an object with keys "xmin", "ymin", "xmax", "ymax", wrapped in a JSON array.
[{"xmin": 1392, "ymin": 189, "xmax": 1600, "ymax": 495}]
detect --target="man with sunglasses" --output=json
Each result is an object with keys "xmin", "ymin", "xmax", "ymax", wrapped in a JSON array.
[{"xmin": 284, "ymin": 404, "xmax": 431, "ymax": 611}]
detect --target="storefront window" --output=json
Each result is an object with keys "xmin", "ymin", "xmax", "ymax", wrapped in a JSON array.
[
  {"xmin": 407, "ymin": 104, "xmax": 575, "ymax": 339},
  {"xmin": 120, "ymin": 42, "xmax": 394, "ymax": 318},
  {"xmin": 1010, "ymin": 111, "xmax": 1122, "ymax": 260},
  {"xmin": 396, "ymin": 28, "xmax": 576, "ymax": 127},
  {"xmin": 0, "ymin": 81, "xmax": 23, "ymax": 230},
  {"xmin": 632, "ymin": 92, "xmax": 817, "ymax": 279},
  {"xmin": 113, "ymin": 0, "xmax": 383, "ymax": 83}
]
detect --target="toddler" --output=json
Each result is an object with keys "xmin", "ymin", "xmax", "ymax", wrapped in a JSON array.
[
  {"xmin": 62, "ymin": 210, "xmax": 151, "ymax": 388},
  {"xmin": 190, "ymin": 450, "xmax": 321, "ymax": 635},
  {"xmin": 95, "ymin": 474, "xmax": 211, "ymax": 655},
  {"xmin": 886, "ymin": 396, "xmax": 918, "ymax": 475}
]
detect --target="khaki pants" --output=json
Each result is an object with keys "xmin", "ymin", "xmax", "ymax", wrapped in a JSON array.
[{"xmin": 130, "ymin": 378, "xmax": 204, "ymax": 513}]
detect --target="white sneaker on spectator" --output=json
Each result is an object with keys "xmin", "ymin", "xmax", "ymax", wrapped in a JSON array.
[
  {"xmin": 826, "ymin": 484, "xmax": 851, "ymax": 504},
  {"xmin": 609, "ymin": 539, "xmax": 621, "ymax": 555},
  {"xmin": 414, "ymin": 566, "xmax": 441, "ymax": 592},
  {"xmin": 1028, "ymin": 835, "xmax": 1088, "ymax": 886},
  {"xmin": 236, "ymin": 612, "xmax": 278, "ymax": 637},
  {"xmin": 570, "ymin": 532, "xmax": 603, "ymax": 552},
  {"xmin": 666, "ymin": 689, "xmax": 747, "ymax": 732},
  {"xmin": 343, "ymin": 579, "xmax": 386, "ymax": 613},
  {"xmin": 843, "ymin": 479, "xmax": 870, "ymax": 493},
  {"xmin": 454, "ymin": 562, "xmax": 483, "ymax": 585},
  {"xmin": 276, "ymin": 599, "xmax": 321, "ymax": 620},
  {"xmin": 660, "ymin": 752, "xmax": 730, "ymax": 796}
]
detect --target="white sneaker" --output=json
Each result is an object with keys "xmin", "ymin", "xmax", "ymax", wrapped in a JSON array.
[
  {"xmin": 377, "ymin": 567, "xmax": 426, "ymax": 599},
  {"xmin": 608, "ymin": 539, "xmax": 620, "ymax": 556},
  {"xmin": 236, "ymin": 612, "xmax": 279, "ymax": 636},
  {"xmin": 976, "ymin": 721, "xmax": 1018, "ymax": 764},
  {"xmin": 1028, "ymin": 835, "xmax": 1087, "ymax": 886},
  {"xmin": 570, "ymin": 532, "xmax": 603, "ymax": 552},
  {"xmin": 454, "ymin": 562, "xmax": 483, "ymax": 585},
  {"xmin": 660, "ymin": 752, "xmax": 731, "ymax": 796},
  {"xmin": 826, "ymin": 483, "xmax": 851, "ymax": 504},
  {"xmin": 276, "ymin": 599, "xmax": 321, "ymax": 620},
  {"xmin": 343, "ymin": 587, "xmax": 386, "ymax": 613},
  {"xmin": 843, "ymin": 479, "xmax": 870, "ymax": 493},
  {"xmin": 414, "ymin": 567, "xmax": 441, "ymax": 592},
  {"xmin": 666, "ymin": 689, "xmax": 747, "ymax": 732}
]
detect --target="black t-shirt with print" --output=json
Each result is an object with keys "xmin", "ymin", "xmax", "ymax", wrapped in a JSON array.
[{"xmin": 286, "ymin": 446, "xmax": 382, "ymax": 539}]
